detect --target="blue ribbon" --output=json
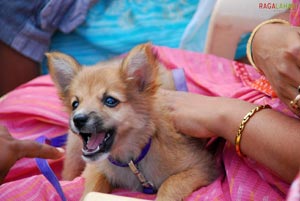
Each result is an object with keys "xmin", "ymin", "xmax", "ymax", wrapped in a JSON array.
[{"xmin": 35, "ymin": 134, "xmax": 68, "ymax": 201}]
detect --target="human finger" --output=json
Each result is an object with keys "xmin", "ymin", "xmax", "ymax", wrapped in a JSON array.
[
  {"xmin": 275, "ymin": 52, "xmax": 300, "ymax": 93},
  {"xmin": 278, "ymin": 79, "xmax": 300, "ymax": 116},
  {"xmin": 17, "ymin": 140, "xmax": 64, "ymax": 160},
  {"xmin": 0, "ymin": 125, "xmax": 8, "ymax": 132},
  {"xmin": 287, "ymin": 27, "xmax": 300, "ymax": 67},
  {"xmin": 288, "ymin": 88, "xmax": 300, "ymax": 116},
  {"xmin": 0, "ymin": 125, "xmax": 11, "ymax": 138}
]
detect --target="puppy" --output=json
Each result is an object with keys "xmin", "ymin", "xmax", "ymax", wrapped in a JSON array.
[{"xmin": 47, "ymin": 44, "xmax": 218, "ymax": 201}]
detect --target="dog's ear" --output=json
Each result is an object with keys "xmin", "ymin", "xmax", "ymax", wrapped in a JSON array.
[
  {"xmin": 120, "ymin": 43, "xmax": 159, "ymax": 93},
  {"xmin": 46, "ymin": 52, "xmax": 81, "ymax": 96}
]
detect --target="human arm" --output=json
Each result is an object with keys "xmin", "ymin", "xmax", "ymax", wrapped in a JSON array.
[
  {"xmin": 0, "ymin": 0, "xmax": 92, "ymax": 97},
  {"xmin": 251, "ymin": 12, "xmax": 300, "ymax": 115},
  {"xmin": 0, "ymin": 41, "xmax": 40, "ymax": 96},
  {"xmin": 160, "ymin": 89, "xmax": 300, "ymax": 183},
  {"xmin": 0, "ymin": 125, "xmax": 64, "ymax": 184}
]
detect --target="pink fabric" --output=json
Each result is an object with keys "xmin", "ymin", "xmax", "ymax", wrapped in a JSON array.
[
  {"xmin": 0, "ymin": 76, "xmax": 68, "ymax": 183},
  {"xmin": 290, "ymin": 0, "xmax": 300, "ymax": 26},
  {"xmin": 0, "ymin": 46, "xmax": 299, "ymax": 200}
]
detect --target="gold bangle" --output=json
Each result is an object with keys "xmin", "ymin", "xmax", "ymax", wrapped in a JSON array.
[
  {"xmin": 235, "ymin": 104, "xmax": 272, "ymax": 158},
  {"xmin": 246, "ymin": 19, "xmax": 290, "ymax": 73}
]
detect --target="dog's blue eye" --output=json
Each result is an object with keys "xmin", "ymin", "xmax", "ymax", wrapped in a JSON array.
[
  {"xmin": 72, "ymin": 100, "xmax": 79, "ymax": 110},
  {"xmin": 104, "ymin": 96, "xmax": 119, "ymax": 108}
]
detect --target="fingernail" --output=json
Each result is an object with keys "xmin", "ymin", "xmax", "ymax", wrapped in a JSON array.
[{"xmin": 56, "ymin": 147, "xmax": 65, "ymax": 153}]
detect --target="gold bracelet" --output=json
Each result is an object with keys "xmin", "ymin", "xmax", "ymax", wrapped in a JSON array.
[
  {"xmin": 246, "ymin": 19, "xmax": 290, "ymax": 73},
  {"xmin": 235, "ymin": 104, "xmax": 272, "ymax": 158}
]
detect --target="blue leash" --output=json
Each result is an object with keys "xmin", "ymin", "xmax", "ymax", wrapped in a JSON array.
[{"xmin": 35, "ymin": 134, "xmax": 68, "ymax": 201}]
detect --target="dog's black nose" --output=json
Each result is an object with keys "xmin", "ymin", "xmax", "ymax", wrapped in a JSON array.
[{"xmin": 73, "ymin": 114, "xmax": 89, "ymax": 129}]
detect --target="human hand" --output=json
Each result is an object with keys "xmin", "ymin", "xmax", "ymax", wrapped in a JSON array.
[
  {"xmin": 0, "ymin": 125, "xmax": 64, "ymax": 184},
  {"xmin": 158, "ymin": 89, "xmax": 218, "ymax": 138},
  {"xmin": 252, "ymin": 23, "xmax": 300, "ymax": 115}
]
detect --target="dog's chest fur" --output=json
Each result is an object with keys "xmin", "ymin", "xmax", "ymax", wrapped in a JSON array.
[{"xmin": 95, "ymin": 121, "xmax": 211, "ymax": 192}]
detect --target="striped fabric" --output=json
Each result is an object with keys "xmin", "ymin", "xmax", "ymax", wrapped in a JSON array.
[{"xmin": 0, "ymin": 45, "xmax": 299, "ymax": 200}]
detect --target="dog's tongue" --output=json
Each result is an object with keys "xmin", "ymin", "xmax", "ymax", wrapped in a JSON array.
[{"xmin": 86, "ymin": 133, "xmax": 105, "ymax": 150}]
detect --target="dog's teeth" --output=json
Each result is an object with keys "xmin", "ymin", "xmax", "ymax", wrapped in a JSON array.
[
  {"xmin": 82, "ymin": 146, "xmax": 100, "ymax": 156},
  {"xmin": 104, "ymin": 133, "xmax": 110, "ymax": 142}
]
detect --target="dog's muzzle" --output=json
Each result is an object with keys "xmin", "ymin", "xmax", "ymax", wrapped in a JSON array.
[{"xmin": 72, "ymin": 114, "xmax": 115, "ymax": 158}]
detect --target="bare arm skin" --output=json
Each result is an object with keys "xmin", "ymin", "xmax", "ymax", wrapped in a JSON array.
[
  {"xmin": 251, "ymin": 12, "xmax": 300, "ymax": 115},
  {"xmin": 160, "ymin": 89, "xmax": 300, "ymax": 183},
  {"xmin": 0, "ymin": 41, "xmax": 40, "ymax": 96}
]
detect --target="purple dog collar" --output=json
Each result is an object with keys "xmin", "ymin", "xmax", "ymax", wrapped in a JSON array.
[
  {"xmin": 172, "ymin": 68, "xmax": 188, "ymax": 92},
  {"xmin": 108, "ymin": 138, "xmax": 152, "ymax": 167},
  {"xmin": 108, "ymin": 138, "xmax": 156, "ymax": 194}
]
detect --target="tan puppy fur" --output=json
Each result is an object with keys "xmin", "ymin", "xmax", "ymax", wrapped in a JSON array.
[{"xmin": 47, "ymin": 44, "xmax": 218, "ymax": 201}]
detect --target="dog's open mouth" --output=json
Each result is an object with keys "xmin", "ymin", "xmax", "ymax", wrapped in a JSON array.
[{"xmin": 79, "ymin": 129, "xmax": 115, "ymax": 157}]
